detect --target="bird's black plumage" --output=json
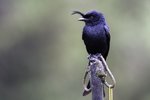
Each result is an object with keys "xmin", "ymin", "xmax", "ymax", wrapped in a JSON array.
[
  {"xmin": 73, "ymin": 10, "xmax": 110, "ymax": 96},
  {"xmin": 81, "ymin": 11, "xmax": 110, "ymax": 59}
]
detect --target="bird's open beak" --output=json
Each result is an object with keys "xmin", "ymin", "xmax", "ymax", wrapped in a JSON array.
[
  {"xmin": 78, "ymin": 17, "xmax": 88, "ymax": 21},
  {"xmin": 72, "ymin": 11, "xmax": 84, "ymax": 16},
  {"xmin": 72, "ymin": 11, "xmax": 88, "ymax": 21}
]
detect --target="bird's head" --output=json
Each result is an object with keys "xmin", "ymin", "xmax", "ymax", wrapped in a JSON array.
[{"xmin": 72, "ymin": 10, "xmax": 105, "ymax": 26}]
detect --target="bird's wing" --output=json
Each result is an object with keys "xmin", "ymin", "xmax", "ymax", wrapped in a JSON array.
[
  {"xmin": 104, "ymin": 25, "xmax": 110, "ymax": 41},
  {"xmin": 104, "ymin": 25, "xmax": 111, "ymax": 59}
]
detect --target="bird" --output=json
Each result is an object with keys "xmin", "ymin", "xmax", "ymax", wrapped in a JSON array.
[{"xmin": 72, "ymin": 10, "xmax": 110, "ymax": 96}]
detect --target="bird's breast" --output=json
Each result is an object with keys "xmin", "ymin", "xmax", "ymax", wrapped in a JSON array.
[{"xmin": 83, "ymin": 25, "xmax": 106, "ymax": 41}]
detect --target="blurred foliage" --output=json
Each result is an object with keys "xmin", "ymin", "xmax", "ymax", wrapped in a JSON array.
[{"xmin": 0, "ymin": 0, "xmax": 150, "ymax": 100}]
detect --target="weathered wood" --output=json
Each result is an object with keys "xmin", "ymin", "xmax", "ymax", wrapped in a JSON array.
[{"xmin": 89, "ymin": 55, "xmax": 105, "ymax": 100}]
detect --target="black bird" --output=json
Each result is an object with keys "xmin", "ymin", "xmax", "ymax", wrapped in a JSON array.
[{"xmin": 72, "ymin": 10, "xmax": 110, "ymax": 96}]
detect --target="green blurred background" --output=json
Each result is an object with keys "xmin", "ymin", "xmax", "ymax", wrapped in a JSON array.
[{"xmin": 0, "ymin": 0, "xmax": 150, "ymax": 100}]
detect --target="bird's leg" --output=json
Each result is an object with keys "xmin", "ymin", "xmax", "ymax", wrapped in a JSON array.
[
  {"xmin": 86, "ymin": 54, "xmax": 92, "ymax": 72},
  {"xmin": 87, "ymin": 54, "xmax": 92, "ymax": 59}
]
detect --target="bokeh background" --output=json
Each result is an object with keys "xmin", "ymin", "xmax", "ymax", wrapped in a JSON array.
[{"xmin": 0, "ymin": 0, "xmax": 150, "ymax": 100}]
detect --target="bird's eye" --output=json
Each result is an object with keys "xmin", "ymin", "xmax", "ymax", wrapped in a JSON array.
[
  {"xmin": 90, "ymin": 16, "xmax": 94, "ymax": 19},
  {"xmin": 84, "ymin": 15, "xmax": 94, "ymax": 19}
]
